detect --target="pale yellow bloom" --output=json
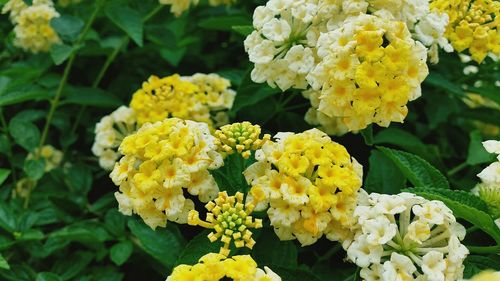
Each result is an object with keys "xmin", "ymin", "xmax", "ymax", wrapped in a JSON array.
[{"xmin": 215, "ymin": 122, "xmax": 271, "ymax": 159}]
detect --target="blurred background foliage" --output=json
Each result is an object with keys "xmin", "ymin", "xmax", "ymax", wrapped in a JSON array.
[{"xmin": 0, "ymin": 0, "xmax": 498, "ymax": 280}]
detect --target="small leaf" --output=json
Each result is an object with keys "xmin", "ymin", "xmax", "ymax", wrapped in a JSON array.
[
  {"xmin": 231, "ymin": 25, "xmax": 253, "ymax": 36},
  {"xmin": 62, "ymin": 87, "xmax": 123, "ymax": 108},
  {"xmin": 50, "ymin": 44, "xmax": 74, "ymax": 65},
  {"xmin": 198, "ymin": 16, "xmax": 251, "ymax": 31},
  {"xmin": 467, "ymin": 131, "xmax": 495, "ymax": 165},
  {"xmin": 0, "ymin": 253, "xmax": 9, "ymax": 270},
  {"xmin": 365, "ymin": 150, "xmax": 406, "ymax": 194},
  {"xmin": 0, "ymin": 204, "xmax": 16, "ymax": 232},
  {"xmin": 105, "ymin": 4, "xmax": 143, "ymax": 46},
  {"xmin": 110, "ymin": 241, "xmax": 133, "ymax": 266},
  {"xmin": 23, "ymin": 159, "xmax": 45, "ymax": 180},
  {"xmin": 63, "ymin": 163, "xmax": 92, "ymax": 195},
  {"xmin": 159, "ymin": 47, "xmax": 186, "ymax": 67},
  {"xmin": 463, "ymin": 255, "xmax": 500, "ymax": 279},
  {"xmin": 271, "ymin": 266, "xmax": 322, "ymax": 281},
  {"xmin": 378, "ymin": 146, "xmax": 450, "ymax": 189},
  {"xmin": 0, "ymin": 90, "xmax": 52, "ymax": 106},
  {"xmin": 175, "ymin": 230, "xmax": 221, "ymax": 266},
  {"xmin": 51, "ymin": 15, "xmax": 84, "ymax": 42},
  {"xmin": 52, "ymin": 251, "xmax": 94, "ymax": 280},
  {"xmin": 252, "ymin": 228, "xmax": 297, "ymax": 268},
  {"xmin": 0, "ymin": 169, "xmax": 10, "ymax": 186},
  {"xmin": 360, "ymin": 125, "xmax": 373, "ymax": 146},
  {"xmin": 231, "ymin": 68, "xmax": 280, "ymax": 114},
  {"xmin": 8, "ymin": 118, "xmax": 40, "ymax": 152},
  {"xmin": 104, "ymin": 209, "xmax": 126, "ymax": 238},
  {"xmin": 425, "ymin": 73, "xmax": 465, "ymax": 97}
]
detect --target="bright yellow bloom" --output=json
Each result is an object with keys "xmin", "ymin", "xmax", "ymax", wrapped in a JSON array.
[
  {"xmin": 110, "ymin": 118, "xmax": 223, "ymax": 230},
  {"xmin": 130, "ymin": 74, "xmax": 235, "ymax": 128},
  {"xmin": 188, "ymin": 191, "xmax": 263, "ymax": 256},
  {"xmin": 167, "ymin": 253, "xmax": 281, "ymax": 281},
  {"xmin": 215, "ymin": 122, "xmax": 271, "ymax": 159},
  {"xmin": 244, "ymin": 128, "xmax": 363, "ymax": 246},
  {"xmin": 431, "ymin": 0, "xmax": 500, "ymax": 63},
  {"xmin": 306, "ymin": 14, "xmax": 429, "ymax": 134}
]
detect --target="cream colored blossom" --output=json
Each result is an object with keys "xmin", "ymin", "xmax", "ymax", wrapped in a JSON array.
[
  {"xmin": 244, "ymin": 128, "xmax": 363, "ymax": 246},
  {"xmin": 27, "ymin": 145, "xmax": 63, "ymax": 172},
  {"xmin": 346, "ymin": 191, "xmax": 468, "ymax": 281}
]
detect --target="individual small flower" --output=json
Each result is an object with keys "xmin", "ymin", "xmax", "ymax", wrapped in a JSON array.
[
  {"xmin": 214, "ymin": 122, "xmax": 271, "ymax": 159},
  {"xmin": 27, "ymin": 145, "xmax": 63, "ymax": 172},
  {"xmin": 244, "ymin": 128, "xmax": 363, "ymax": 246},
  {"xmin": 1, "ymin": 0, "xmax": 52, "ymax": 22},
  {"xmin": 158, "ymin": 0, "xmax": 199, "ymax": 17},
  {"xmin": 130, "ymin": 74, "xmax": 235, "ymax": 129},
  {"xmin": 307, "ymin": 14, "xmax": 429, "ymax": 133},
  {"xmin": 430, "ymin": 0, "xmax": 500, "ymax": 63},
  {"xmin": 463, "ymin": 271, "xmax": 500, "ymax": 281},
  {"xmin": 347, "ymin": 191, "xmax": 468, "ymax": 281},
  {"xmin": 111, "ymin": 118, "xmax": 223, "ymax": 230},
  {"xmin": 473, "ymin": 183, "xmax": 500, "ymax": 215},
  {"xmin": 10, "ymin": 2, "xmax": 61, "ymax": 53},
  {"xmin": 12, "ymin": 178, "xmax": 36, "ymax": 199},
  {"xmin": 303, "ymin": 89, "xmax": 351, "ymax": 136},
  {"xmin": 92, "ymin": 106, "xmax": 138, "ymax": 171},
  {"xmin": 166, "ymin": 253, "xmax": 281, "ymax": 281},
  {"xmin": 188, "ymin": 191, "xmax": 263, "ymax": 256}
]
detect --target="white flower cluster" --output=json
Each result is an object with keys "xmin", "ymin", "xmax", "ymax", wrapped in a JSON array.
[
  {"xmin": 346, "ymin": 191, "xmax": 468, "ymax": 281},
  {"xmin": 92, "ymin": 106, "xmax": 138, "ymax": 171},
  {"xmin": 477, "ymin": 140, "xmax": 500, "ymax": 186}
]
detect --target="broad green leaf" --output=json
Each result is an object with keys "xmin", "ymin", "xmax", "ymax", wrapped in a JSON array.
[
  {"xmin": 231, "ymin": 69, "xmax": 280, "ymax": 114},
  {"xmin": 8, "ymin": 118, "xmax": 40, "ymax": 152},
  {"xmin": 62, "ymin": 87, "xmax": 123, "ymax": 108},
  {"xmin": 127, "ymin": 219, "xmax": 186, "ymax": 268},
  {"xmin": 408, "ymin": 187, "xmax": 489, "ymax": 213},
  {"xmin": 425, "ymin": 73, "xmax": 465, "ymax": 97},
  {"xmin": 463, "ymin": 255, "xmax": 500, "ymax": 279},
  {"xmin": 0, "ymin": 169, "xmax": 10, "ymax": 186},
  {"xmin": 50, "ymin": 44, "xmax": 74, "ymax": 65},
  {"xmin": 272, "ymin": 266, "xmax": 322, "ymax": 281},
  {"xmin": 231, "ymin": 25, "xmax": 253, "ymax": 36},
  {"xmin": 0, "ymin": 253, "xmax": 9, "ymax": 270},
  {"xmin": 50, "ymin": 15, "xmax": 84, "ymax": 42},
  {"xmin": 407, "ymin": 189, "xmax": 500, "ymax": 244},
  {"xmin": 467, "ymin": 131, "xmax": 495, "ymax": 165},
  {"xmin": 36, "ymin": 272, "xmax": 62, "ymax": 281},
  {"xmin": 104, "ymin": 209, "xmax": 126, "ymax": 238},
  {"xmin": 159, "ymin": 47, "xmax": 186, "ymax": 67},
  {"xmin": 360, "ymin": 125, "xmax": 373, "ymax": 146},
  {"xmin": 52, "ymin": 251, "xmax": 93, "ymax": 280},
  {"xmin": 0, "ymin": 204, "xmax": 16, "ymax": 232},
  {"xmin": 378, "ymin": 146, "xmax": 450, "ymax": 189},
  {"xmin": 253, "ymin": 228, "xmax": 297, "ymax": 268},
  {"xmin": 23, "ymin": 159, "xmax": 45, "ymax": 180},
  {"xmin": 105, "ymin": 4, "xmax": 143, "ymax": 46},
  {"xmin": 63, "ymin": 163, "xmax": 92, "ymax": 195},
  {"xmin": 110, "ymin": 241, "xmax": 133, "ymax": 266},
  {"xmin": 49, "ymin": 222, "xmax": 110, "ymax": 245},
  {"xmin": 198, "ymin": 16, "xmax": 251, "ymax": 31},
  {"xmin": 175, "ymin": 230, "xmax": 221, "ymax": 266},
  {"xmin": 0, "ymin": 90, "xmax": 52, "ymax": 106},
  {"xmin": 365, "ymin": 150, "xmax": 406, "ymax": 194}
]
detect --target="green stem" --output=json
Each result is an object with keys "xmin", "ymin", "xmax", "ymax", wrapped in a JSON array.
[
  {"xmin": 467, "ymin": 245, "xmax": 500, "ymax": 254},
  {"xmin": 38, "ymin": 1, "xmax": 103, "ymax": 151},
  {"xmin": 447, "ymin": 162, "xmax": 468, "ymax": 176}
]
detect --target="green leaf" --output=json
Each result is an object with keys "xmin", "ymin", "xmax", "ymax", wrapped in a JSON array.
[
  {"xmin": 62, "ymin": 87, "xmax": 123, "ymax": 108},
  {"xmin": 469, "ymin": 86, "xmax": 500, "ymax": 105},
  {"xmin": 159, "ymin": 47, "xmax": 186, "ymax": 67},
  {"xmin": 463, "ymin": 255, "xmax": 500, "ymax": 279},
  {"xmin": 50, "ymin": 15, "xmax": 84, "ymax": 42},
  {"xmin": 52, "ymin": 251, "xmax": 93, "ymax": 280},
  {"xmin": 36, "ymin": 272, "xmax": 62, "ymax": 281},
  {"xmin": 64, "ymin": 163, "xmax": 92, "ymax": 195},
  {"xmin": 252, "ymin": 228, "xmax": 297, "ymax": 268},
  {"xmin": 23, "ymin": 159, "xmax": 45, "ymax": 180},
  {"xmin": 8, "ymin": 118, "xmax": 40, "ymax": 152},
  {"xmin": 360, "ymin": 125, "xmax": 373, "ymax": 146},
  {"xmin": 110, "ymin": 241, "xmax": 133, "ymax": 266},
  {"xmin": 231, "ymin": 69, "xmax": 280, "ymax": 114},
  {"xmin": 50, "ymin": 44, "xmax": 74, "ymax": 65},
  {"xmin": 312, "ymin": 263, "xmax": 357, "ymax": 281},
  {"xmin": 407, "ymin": 189, "xmax": 500, "ymax": 244},
  {"xmin": 127, "ymin": 219, "xmax": 186, "ymax": 268},
  {"xmin": 175, "ymin": 230, "xmax": 221, "ymax": 266},
  {"xmin": 0, "ymin": 204, "xmax": 16, "ymax": 232},
  {"xmin": 0, "ymin": 253, "xmax": 9, "ymax": 270},
  {"xmin": 409, "ymin": 187, "xmax": 490, "ymax": 213},
  {"xmin": 0, "ymin": 90, "xmax": 52, "ymax": 106},
  {"xmin": 105, "ymin": 4, "xmax": 143, "ymax": 46},
  {"xmin": 0, "ymin": 169, "xmax": 10, "ymax": 186},
  {"xmin": 211, "ymin": 154, "xmax": 253, "ymax": 195},
  {"xmin": 378, "ymin": 146, "xmax": 450, "ymax": 189},
  {"xmin": 198, "ymin": 15, "xmax": 251, "ymax": 31},
  {"xmin": 104, "ymin": 209, "xmax": 126, "ymax": 238},
  {"xmin": 467, "ymin": 131, "xmax": 495, "ymax": 165},
  {"xmin": 231, "ymin": 25, "xmax": 253, "ymax": 36},
  {"xmin": 365, "ymin": 150, "xmax": 406, "ymax": 194},
  {"xmin": 272, "ymin": 266, "xmax": 322, "ymax": 281},
  {"xmin": 424, "ymin": 73, "xmax": 465, "ymax": 97}
]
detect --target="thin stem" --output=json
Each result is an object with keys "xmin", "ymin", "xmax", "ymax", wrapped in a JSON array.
[
  {"xmin": 143, "ymin": 5, "xmax": 163, "ymax": 22},
  {"xmin": 447, "ymin": 162, "xmax": 468, "ymax": 176},
  {"xmin": 467, "ymin": 245, "xmax": 500, "ymax": 254}
]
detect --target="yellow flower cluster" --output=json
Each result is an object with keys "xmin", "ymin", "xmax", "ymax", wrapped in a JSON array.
[
  {"xmin": 244, "ymin": 128, "xmax": 363, "ymax": 246},
  {"xmin": 2, "ymin": 0, "xmax": 60, "ymax": 53},
  {"xmin": 188, "ymin": 191, "xmax": 263, "ymax": 256},
  {"xmin": 27, "ymin": 145, "xmax": 63, "ymax": 172},
  {"xmin": 129, "ymin": 74, "xmax": 235, "ymax": 128},
  {"xmin": 110, "ymin": 118, "xmax": 223, "ymax": 230},
  {"xmin": 167, "ymin": 253, "xmax": 281, "ymax": 281},
  {"xmin": 431, "ymin": 0, "xmax": 500, "ymax": 63},
  {"xmin": 465, "ymin": 271, "xmax": 500, "ymax": 281},
  {"xmin": 215, "ymin": 122, "xmax": 271, "ymax": 159},
  {"xmin": 306, "ymin": 14, "xmax": 429, "ymax": 132}
]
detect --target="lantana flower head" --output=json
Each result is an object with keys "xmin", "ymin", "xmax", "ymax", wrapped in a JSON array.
[
  {"xmin": 347, "ymin": 191, "xmax": 468, "ymax": 281},
  {"xmin": 244, "ymin": 128, "xmax": 363, "ymax": 246},
  {"xmin": 473, "ymin": 140, "xmax": 500, "ymax": 216},
  {"xmin": 306, "ymin": 14, "xmax": 429, "ymax": 133},
  {"xmin": 92, "ymin": 106, "xmax": 138, "ymax": 171},
  {"xmin": 214, "ymin": 122, "xmax": 271, "ymax": 159},
  {"xmin": 166, "ymin": 253, "xmax": 281, "ymax": 281},
  {"xmin": 188, "ymin": 191, "xmax": 263, "ymax": 256},
  {"xmin": 110, "ymin": 118, "xmax": 223, "ymax": 230},
  {"xmin": 27, "ymin": 145, "xmax": 63, "ymax": 172},
  {"xmin": 158, "ymin": 0, "xmax": 199, "ymax": 16},
  {"xmin": 430, "ymin": 0, "xmax": 500, "ymax": 63},
  {"xmin": 2, "ymin": 0, "xmax": 52, "ymax": 22}
]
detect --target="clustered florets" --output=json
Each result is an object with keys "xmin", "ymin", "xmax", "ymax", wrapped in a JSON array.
[{"xmin": 214, "ymin": 122, "xmax": 271, "ymax": 159}]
